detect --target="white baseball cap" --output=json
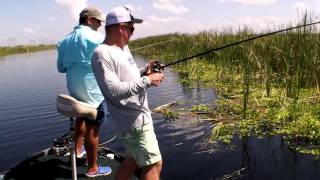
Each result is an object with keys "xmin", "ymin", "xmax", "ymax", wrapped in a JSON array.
[{"xmin": 106, "ymin": 6, "xmax": 143, "ymax": 26}]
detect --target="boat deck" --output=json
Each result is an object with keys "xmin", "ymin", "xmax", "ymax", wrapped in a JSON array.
[{"xmin": 4, "ymin": 149, "xmax": 139, "ymax": 180}]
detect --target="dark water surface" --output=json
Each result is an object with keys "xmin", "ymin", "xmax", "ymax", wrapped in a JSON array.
[{"xmin": 0, "ymin": 50, "xmax": 320, "ymax": 180}]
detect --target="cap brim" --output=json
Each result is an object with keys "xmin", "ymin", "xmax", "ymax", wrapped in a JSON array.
[
  {"xmin": 95, "ymin": 16, "xmax": 105, "ymax": 22},
  {"xmin": 132, "ymin": 18, "xmax": 143, "ymax": 24}
]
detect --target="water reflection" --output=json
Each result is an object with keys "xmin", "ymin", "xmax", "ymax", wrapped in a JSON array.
[{"xmin": 236, "ymin": 135, "xmax": 320, "ymax": 180}]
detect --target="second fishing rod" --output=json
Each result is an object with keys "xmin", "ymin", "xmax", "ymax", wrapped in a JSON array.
[{"xmin": 152, "ymin": 20, "xmax": 320, "ymax": 72}]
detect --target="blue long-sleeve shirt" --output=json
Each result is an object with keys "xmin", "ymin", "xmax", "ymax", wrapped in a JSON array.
[{"xmin": 57, "ymin": 25, "xmax": 104, "ymax": 107}]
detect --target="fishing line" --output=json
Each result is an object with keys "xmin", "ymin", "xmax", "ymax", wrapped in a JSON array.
[
  {"xmin": 131, "ymin": 39, "xmax": 177, "ymax": 52},
  {"xmin": 157, "ymin": 21, "xmax": 320, "ymax": 70}
]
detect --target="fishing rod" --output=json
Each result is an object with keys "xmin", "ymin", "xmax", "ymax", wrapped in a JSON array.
[
  {"xmin": 131, "ymin": 39, "xmax": 177, "ymax": 52},
  {"xmin": 153, "ymin": 21, "xmax": 320, "ymax": 72}
]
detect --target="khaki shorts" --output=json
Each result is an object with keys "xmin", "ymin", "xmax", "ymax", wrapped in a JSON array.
[{"xmin": 118, "ymin": 123, "xmax": 162, "ymax": 167}]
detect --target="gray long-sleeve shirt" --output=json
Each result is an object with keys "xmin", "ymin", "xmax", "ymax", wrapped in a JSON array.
[{"xmin": 91, "ymin": 44, "xmax": 152, "ymax": 134}]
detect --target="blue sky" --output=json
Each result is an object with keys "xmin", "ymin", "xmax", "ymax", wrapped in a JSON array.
[{"xmin": 1, "ymin": 0, "xmax": 320, "ymax": 46}]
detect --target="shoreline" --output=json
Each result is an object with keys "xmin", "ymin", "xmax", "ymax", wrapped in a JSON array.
[{"xmin": 0, "ymin": 45, "xmax": 56, "ymax": 57}]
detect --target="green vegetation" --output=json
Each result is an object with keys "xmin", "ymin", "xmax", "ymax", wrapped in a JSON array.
[
  {"xmin": 190, "ymin": 104, "xmax": 212, "ymax": 113},
  {"xmin": 0, "ymin": 44, "xmax": 56, "ymax": 57},
  {"xmin": 131, "ymin": 13, "xmax": 320, "ymax": 156},
  {"xmin": 158, "ymin": 107, "xmax": 180, "ymax": 122}
]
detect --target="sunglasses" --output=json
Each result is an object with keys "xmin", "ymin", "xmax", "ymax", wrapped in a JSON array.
[
  {"xmin": 121, "ymin": 24, "xmax": 135, "ymax": 33},
  {"xmin": 93, "ymin": 18, "xmax": 101, "ymax": 24}
]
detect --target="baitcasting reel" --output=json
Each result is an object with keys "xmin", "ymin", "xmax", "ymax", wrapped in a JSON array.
[{"xmin": 152, "ymin": 61, "xmax": 164, "ymax": 73}]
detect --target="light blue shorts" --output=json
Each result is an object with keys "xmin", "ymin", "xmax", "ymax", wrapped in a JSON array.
[{"xmin": 118, "ymin": 123, "xmax": 162, "ymax": 167}]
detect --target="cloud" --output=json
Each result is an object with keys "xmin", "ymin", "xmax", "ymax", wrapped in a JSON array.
[
  {"xmin": 218, "ymin": 16, "xmax": 284, "ymax": 32},
  {"xmin": 136, "ymin": 6, "xmax": 143, "ymax": 11},
  {"xmin": 152, "ymin": 0, "xmax": 189, "ymax": 15},
  {"xmin": 218, "ymin": 0, "xmax": 277, "ymax": 5},
  {"xmin": 124, "ymin": 4, "xmax": 143, "ymax": 12},
  {"xmin": 49, "ymin": 17, "xmax": 57, "ymax": 22},
  {"xmin": 23, "ymin": 28, "xmax": 35, "ymax": 34},
  {"xmin": 242, "ymin": 16, "xmax": 282, "ymax": 28},
  {"xmin": 292, "ymin": 1, "xmax": 320, "ymax": 12},
  {"xmin": 292, "ymin": 2, "xmax": 311, "ymax": 11},
  {"xmin": 56, "ymin": 0, "xmax": 88, "ymax": 20},
  {"xmin": 150, "ymin": 15, "xmax": 181, "ymax": 23}
]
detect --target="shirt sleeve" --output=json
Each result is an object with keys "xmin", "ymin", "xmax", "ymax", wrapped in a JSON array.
[
  {"xmin": 92, "ymin": 50, "xmax": 150, "ymax": 101},
  {"xmin": 85, "ymin": 34, "xmax": 104, "ymax": 58},
  {"xmin": 56, "ymin": 42, "xmax": 66, "ymax": 73}
]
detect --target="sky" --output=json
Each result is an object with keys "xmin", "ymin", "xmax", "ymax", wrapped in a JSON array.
[{"xmin": 1, "ymin": 0, "xmax": 320, "ymax": 46}]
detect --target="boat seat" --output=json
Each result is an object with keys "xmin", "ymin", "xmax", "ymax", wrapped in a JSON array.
[{"xmin": 56, "ymin": 94, "xmax": 97, "ymax": 120}]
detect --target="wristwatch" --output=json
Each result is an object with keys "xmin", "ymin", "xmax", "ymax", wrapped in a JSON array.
[{"xmin": 142, "ymin": 76, "xmax": 151, "ymax": 88}]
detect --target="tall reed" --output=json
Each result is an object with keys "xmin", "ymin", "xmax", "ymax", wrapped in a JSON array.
[
  {"xmin": 131, "ymin": 14, "xmax": 320, "ymax": 99},
  {"xmin": 131, "ymin": 13, "xmax": 320, "ymax": 148}
]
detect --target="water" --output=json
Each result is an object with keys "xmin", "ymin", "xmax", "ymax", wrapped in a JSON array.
[{"xmin": 0, "ymin": 50, "xmax": 320, "ymax": 180}]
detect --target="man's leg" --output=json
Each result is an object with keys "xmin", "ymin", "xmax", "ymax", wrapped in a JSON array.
[
  {"xmin": 74, "ymin": 118, "xmax": 85, "ymax": 155},
  {"xmin": 117, "ymin": 123, "xmax": 162, "ymax": 180},
  {"xmin": 84, "ymin": 124, "xmax": 100, "ymax": 172},
  {"xmin": 142, "ymin": 160, "xmax": 163, "ymax": 180},
  {"xmin": 115, "ymin": 156, "xmax": 138, "ymax": 180}
]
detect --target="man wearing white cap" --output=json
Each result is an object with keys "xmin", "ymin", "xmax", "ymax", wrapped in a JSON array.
[
  {"xmin": 92, "ymin": 6, "xmax": 164, "ymax": 180},
  {"xmin": 57, "ymin": 6, "xmax": 111, "ymax": 178}
]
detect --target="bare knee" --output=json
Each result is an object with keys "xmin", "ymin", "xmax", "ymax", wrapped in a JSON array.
[
  {"xmin": 154, "ymin": 160, "xmax": 163, "ymax": 170},
  {"xmin": 115, "ymin": 156, "xmax": 138, "ymax": 180},
  {"xmin": 142, "ymin": 160, "xmax": 163, "ymax": 180},
  {"xmin": 144, "ymin": 160, "xmax": 162, "ymax": 170}
]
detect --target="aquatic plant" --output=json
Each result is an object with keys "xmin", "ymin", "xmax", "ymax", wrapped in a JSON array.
[
  {"xmin": 209, "ymin": 122, "xmax": 234, "ymax": 144},
  {"xmin": 190, "ymin": 104, "xmax": 211, "ymax": 113},
  {"xmin": 158, "ymin": 107, "xmax": 179, "ymax": 122},
  {"xmin": 131, "ymin": 12, "xmax": 320, "ymax": 156}
]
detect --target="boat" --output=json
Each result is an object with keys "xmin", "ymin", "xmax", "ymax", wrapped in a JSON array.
[
  {"xmin": 1, "ymin": 94, "xmax": 140, "ymax": 180},
  {"xmin": 1, "ymin": 133, "xmax": 140, "ymax": 180}
]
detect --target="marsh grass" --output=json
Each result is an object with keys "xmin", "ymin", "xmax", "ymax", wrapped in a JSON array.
[{"xmin": 131, "ymin": 13, "xmax": 320, "ymax": 155}]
